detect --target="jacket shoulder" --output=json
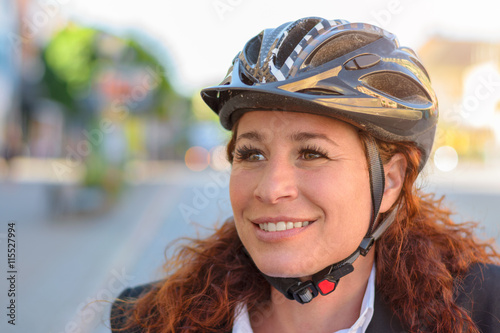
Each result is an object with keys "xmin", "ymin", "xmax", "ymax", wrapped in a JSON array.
[
  {"xmin": 455, "ymin": 263, "xmax": 500, "ymax": 332},
  {"xmin": 110, "ymin": 281, "xmax": 162, "ymax": 332},
  {"xmin": 367, "ymin": 263, "xmax": 500, "ymax": 333}
]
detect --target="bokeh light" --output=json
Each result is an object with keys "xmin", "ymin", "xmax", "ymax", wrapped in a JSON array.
[
  {"xmin": 434, "ymin": 146, "xmax": 459, "ymax": 172},
  {"xmin": 210, "ymin": 145, "xmax": 231, "ymax": 171},
  {"xmin": 184, "ymin": 146, "xmax": 210, "ymax": 171}
]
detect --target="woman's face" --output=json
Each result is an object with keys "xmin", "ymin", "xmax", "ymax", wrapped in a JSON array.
[{"xmin": 230, "ymin": 111, "xmax": 373, "ymax": 278}]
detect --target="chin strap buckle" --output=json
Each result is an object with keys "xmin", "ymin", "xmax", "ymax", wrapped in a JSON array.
[
  {"xmin": 312, "ymin": 262, "xmax": 355, "ymax": 296},
  {"xmin": 287, "ymin": 265, "xmax": 350, "ymax": 304},
  {"xmin": 288, "ymin": 281, "xmax": 318, "ymax": 304},
  {"xmin": 316, "ymin": 277, "xmax": 338, "ymax": 296},
  {"xmin": 288, "ymin": 276, "xmax": 341, "ymax": 304}
]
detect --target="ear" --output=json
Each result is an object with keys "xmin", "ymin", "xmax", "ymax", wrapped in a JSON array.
[{"xmin": 379, "ymin": 153, "xmax": 407, "ymax": 213}]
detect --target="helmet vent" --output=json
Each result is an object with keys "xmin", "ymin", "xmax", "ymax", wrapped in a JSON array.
[
  {"xmin": 275, "ymin": 18, "xmax": 321, "ymax": 69},
  {"xmin": 362, "ymin": 72, "xmax": 431, "ymax": 104},
  {"xmin": 409, "ymin": 56, "xmax": 431, "ymax": 81},
  {"xmin": 239, "ymin": 70, "xmax": 257, "ymax": 86},
  {"xmin": 307, "ymin": 32, "xmax": 380, "ymax": 68},
  {"xmin": 244, "ymin": 33, "xmax": 263, "ymax": 66},
  {"xmin": 296, "ymin": 88, "xmax": 342, "ymax": 96}
]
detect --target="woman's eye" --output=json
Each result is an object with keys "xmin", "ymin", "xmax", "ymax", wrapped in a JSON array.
[
  {"xmin": 234, "ymin": 146, "xmax": 265, "ymax": 162},
  {"xmin": 302, "ymin": 151, "xmax": 323, "ymax": 160},
  {"xmin": 246, "ymin": 152, "xmax": 265, "ymax": 161},
  {"xmin": 299, "ymin": 146, "xmax": 329, "ymax": 161}
]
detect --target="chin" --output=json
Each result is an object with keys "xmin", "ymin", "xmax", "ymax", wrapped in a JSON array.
[{"xmin": 253, "ymin": 257, "xmax": 316, "ymax": 279}]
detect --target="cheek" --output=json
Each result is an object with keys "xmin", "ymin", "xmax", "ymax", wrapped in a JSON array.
[
  {"xmin": 301, "ymin": 166, "xmax": 372, "ymax": 229},
  {"xmin": 229, "ymin": 169, "xmax": 255, "ymax": 214},
  {"xmin": 229, "ymin": 170, "xmax": 258, "ymax": 252}
]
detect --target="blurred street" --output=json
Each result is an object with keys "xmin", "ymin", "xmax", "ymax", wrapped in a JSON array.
[
  {"xmin": 0, "ymin": 162, "xmax": 499, "ymax": 333},
  {"xmin": 0, "ymin": 162, "xmax": 233, "ymax": 333}
]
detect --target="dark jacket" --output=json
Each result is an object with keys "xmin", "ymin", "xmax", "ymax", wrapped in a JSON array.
[{"xmin": 111, "ymin": 263, "xmax": 500, "ymax": 332}]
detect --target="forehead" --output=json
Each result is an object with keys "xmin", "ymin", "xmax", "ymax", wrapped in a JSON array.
[{"xmin": 236, "ymin": 111, "xmax": 357, "ymax": 138}]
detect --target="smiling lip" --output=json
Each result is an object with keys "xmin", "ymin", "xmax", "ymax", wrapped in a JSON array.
[
  {"xmin": 251, "ymin": 216, "xmax": 315, "ymax": 224},
  {"xmin": 250, "ymin": 216, "xmax": 316, "ymax": 240}
]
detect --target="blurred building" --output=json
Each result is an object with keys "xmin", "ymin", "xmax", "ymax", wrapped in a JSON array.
[
  {"xmin": 2, "ymin": 0, "xmax": 192, "ymax": 187},
  {"xmin": 0, "ymin": 0, "xmax": 22, "ymax": 167},
  {"xmin": 419, "ymin": 37, "xmax": 500, "ymax": 162}
]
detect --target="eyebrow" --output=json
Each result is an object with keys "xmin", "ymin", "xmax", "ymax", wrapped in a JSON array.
[
  {"xmin": 235, "ymin": 131, "xmax": 265, "ymax": 143},
  {"xmin": 289, "ymin": 131, "xmax": 339, "ymax": 146}
]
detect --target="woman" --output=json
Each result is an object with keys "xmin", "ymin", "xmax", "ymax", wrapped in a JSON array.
[{"xmin": 111, "ymin": 17, "xmax": 500, "ymax": 332}]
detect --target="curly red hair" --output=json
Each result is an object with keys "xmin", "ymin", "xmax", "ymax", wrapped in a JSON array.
[{"xmin": 111, "ymin": 129, "xmax": 499, "ymax": 333}]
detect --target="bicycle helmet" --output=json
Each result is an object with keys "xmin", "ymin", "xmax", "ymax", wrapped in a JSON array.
[
  {"xmin": 201, "ymin": 17, "xmax": 437, "ymax": 167},
  {"xmin": 201, "ymin": 17, "xmax": 438, "ymax": 304}
]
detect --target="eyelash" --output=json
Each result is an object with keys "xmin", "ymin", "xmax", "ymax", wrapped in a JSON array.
[
  {"xmin": 234, "ymin": 145, "xmax": 263, "ymax": 162},
  {"xmin": 233, "ymin": 144, "xmax": 330, "ymax": 161},
  {"xmin": 299, "ymin": 144, "xmax": 330, "ymax": 160}
]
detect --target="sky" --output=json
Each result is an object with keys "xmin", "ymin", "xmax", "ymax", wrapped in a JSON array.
[{"xmin": 57, "ymin": 0, "xmax": 500, "ymax": 96}]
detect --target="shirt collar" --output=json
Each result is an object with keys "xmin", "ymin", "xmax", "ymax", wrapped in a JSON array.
[
  {"xmin": 233, "ymin": 263, "xmax": 376, "ymax": 333},
  {"xmin": 337, "ymin": 263, "xmax": 376, "ymax": 333}
]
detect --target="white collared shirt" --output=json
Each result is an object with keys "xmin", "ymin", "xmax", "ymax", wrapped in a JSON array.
[{"xmin": 233, "ymin": 264, "xmax": 376, "ymax": 333}]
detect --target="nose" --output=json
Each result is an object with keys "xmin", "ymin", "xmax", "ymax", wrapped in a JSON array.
[{"xmin": 253, "ymin": 159, "xmax": 299, "ymax": 204}]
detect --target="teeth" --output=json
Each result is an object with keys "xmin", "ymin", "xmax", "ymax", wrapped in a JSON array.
[
  {"xmin": 276, "ymin": 222, "xmax": 286, "ymax": 231},
  {"xmin": 259, "ymin": 221, "xmax": 311, "ymax": 232}
]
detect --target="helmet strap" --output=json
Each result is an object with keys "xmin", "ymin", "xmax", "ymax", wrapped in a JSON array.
[{"xmin": 254, "ymin": 137, "xmax": 399, "ymax": 304}]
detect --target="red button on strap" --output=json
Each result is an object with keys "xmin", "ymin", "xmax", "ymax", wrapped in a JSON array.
[{"xmin": 318, "ymin": 279, "xmax": 336, "ymax": 295}]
